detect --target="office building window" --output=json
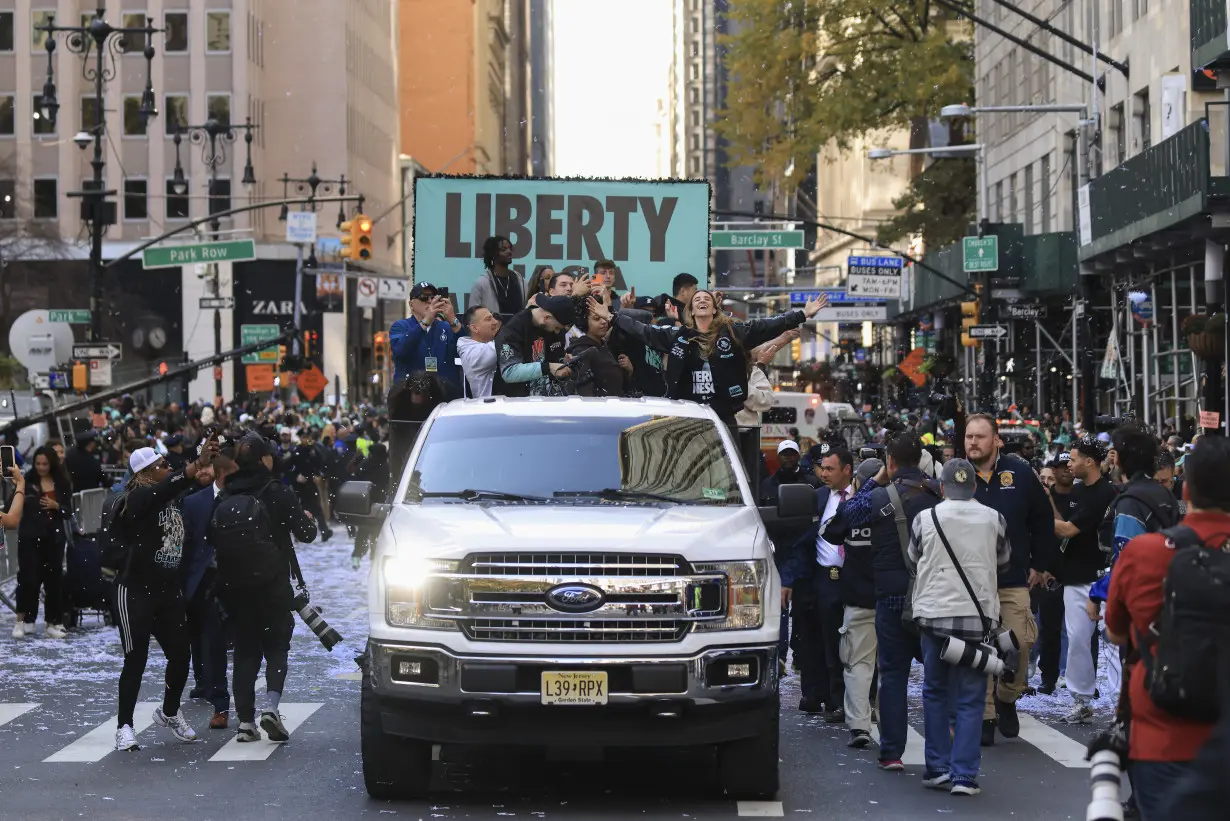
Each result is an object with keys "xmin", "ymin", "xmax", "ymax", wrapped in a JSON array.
[
  {"xmin": 994, "ymin": 181, "xmax": 1003, "ymax": 222},
  {"xmin": 0, "ymin": 179, "xmax": 14, "ymax": 218},
  {"xmin": 32, "ymin": 11, "xmax": 54, "ymax": 49},
  {"xmin": 206, "ymin": 12, "xmax": 230, "ymax": 52},
  {"xmin": 123, "ymin": 178, "xmax": 148, "ymax": 220},
  {"xmin": 33, "ymin": 178, "xmax": 57, "ymax": 219},
  {"xmin": 0, "ymin": 12, "xmax": 13, "ymax": 51},
  {"xmin": 123, "ymin": 96, "xmax": 148, "ymax": 136},
  {"xmin": 1040, "ymin": 153, "xmax": 1052, "ymax": 232},
  {"xmin": 121, "ymin": 13, "xmax": 146, "ymax": 53},
  {"xmin": 164, "ymin": 94, "xmax": 188, "ymax": 135},
  {"xmin": 165, "ymin": 12, "xmax": 188, "ymax": 51},
  {"xmin": 1023, "ymin": 164, "xmax": 1034, "ymax": 234},
  {"xmin": 166, "ymin": 178, "xmax": 190, "ymax": 219},
  {"xmin": 1109, "ymin": 103, "xmax": 1125, "ymax": 166},
  {"xmin": 209, "ymin": 178, "xmax": 231, "ymax": 216},
  {"xmin": 1110, "ymin": 0, "xmax": 1123, "ymax": 36},
  {"xmin": 0, "ymin": 96, "xmax": 13, "ymax": 135},
  {"xmin": 1134, "ymin": 89, "xmax": 1151, "ymax": 153},
  {"xmin": 207, "ymin": 95, "xmax": 230, "ymax": 127},
  {"xmin": 1009, "ymin": 173, "xmax": 1018, "ymax": 223},
  {"xmin": 33, "ymin": 94, "xmax": 56, "ymax": 135},
  {"xmin": 81, "ymin": 96, "xmax": 101, "ymax": 133}
]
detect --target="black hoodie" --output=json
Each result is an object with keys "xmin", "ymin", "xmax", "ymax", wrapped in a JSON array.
[
  {"xmin": 566, "ymin": 334, "xmax": 629, "ymax": 397},
  {"xmin": 119, "ymin": 470, "xmax": 196, "ymax": 587},
  {"xmin": 222, "ymin": 466, "xmax": 318, "ymax": 558}
]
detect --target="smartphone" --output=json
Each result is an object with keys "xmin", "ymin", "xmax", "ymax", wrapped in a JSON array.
[
  {"xmin": 591, "ymin": 270, "xmax": 612, "ymax": 288},
  {"xmin": 437, "ymin": 287, "xmax": 450, "ymax": 297},
  {"xmin": 1, "ymin": 445, "xmax": 15, "ymax": 473}
]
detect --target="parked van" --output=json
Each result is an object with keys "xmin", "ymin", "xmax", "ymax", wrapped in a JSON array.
[{"xmin": 759, "ymin": 393, "xmax": 872, "ymax": 473}]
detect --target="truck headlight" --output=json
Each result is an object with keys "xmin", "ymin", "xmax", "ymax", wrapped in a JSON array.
[
  {"xmin": 383, "ymin": 557, "xmax": 460, "ymax": 629},
  {"xmin": 691, "ymin": 560, "xmax": 766, "ymax": 631}
]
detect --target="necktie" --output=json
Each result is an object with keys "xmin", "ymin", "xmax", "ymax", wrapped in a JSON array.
[{"xmin": 837, "ymin": 489, "xmax": 848, "ymax": 560}]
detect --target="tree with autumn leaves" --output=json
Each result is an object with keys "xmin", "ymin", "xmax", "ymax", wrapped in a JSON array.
[{"xmin": 715, "ymin": 0, "xmax": 977, "ymax": 249}]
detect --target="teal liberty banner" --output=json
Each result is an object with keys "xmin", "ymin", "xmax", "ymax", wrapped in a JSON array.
[{"xmin": 413, "ymin": 176, "xmax": 712, "ymax": 305}]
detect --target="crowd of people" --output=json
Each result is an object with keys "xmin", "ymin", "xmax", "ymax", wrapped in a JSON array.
[{"xmin": 760, "ymin": 410, "xmax": 1226, "ymax": 816}]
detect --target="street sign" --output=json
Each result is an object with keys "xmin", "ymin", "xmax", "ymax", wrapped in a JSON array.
[
  {"xmin": 968, "ymin": 324, "xmax": 1009, "ymax": 340},
  {"xmin": 356, "ymin": 277, "xmax": 379, "ymax": 308},
  {"xmin": 72, "ymin": 343, "xmax": 122, "ymax": 360},
  {"xmin": 711, "ymin": 230, "xmax": 806, "ymax": 250},
  {"xmin": 47, "ymin": 371, "xmax": 71, "ymax": 390},
  {"xmin": 240, "ymin": 324, "xmax": 281, "ymax": 365},
  {"xmin": 30, "ymin": 373, "xmax": 50, "ymax": 389},
  {"xmin": 789, "ymin": 290, "xmax": 882, "ymax": 304},
  {"xmin": 991, "ymin": 287, "xmax": 1024, "ymax": 301},
  {"xmin": 89, "ymin": 359, "xmax": 112, "ymax": 387},
  {"xmin": 1003, "ymin": 303, "xmax": 1047, "ymax": 320},
  {"xmin": 962, "ymin": 236, "xmax": 999, "ymax": 272},
  {"xmin": 199, "ymin": 296, "xmax": 236, "ymax": 310},
  {"xmin": 48, "ymin": 309, "xmax": 91, "ymax": 324},
  {"xmin": 1131, "ymin": 295, "xmax": 1153, "ymax": 326},
  {"xmin": 142, "ymin": 239, "xmax": 257, "ymax": 269},
  {"xmin": 285, "ymin": 211, "xmax": 318, "ymax": 244},
  {"xmin": 814, "ymin": 305, "xmax": 888, "ymax": 323},
  {"xmin": 846, "ymin": 255, "xmax": 904, "ymax": 298},
  {"xmin": 379, "ymin": 278, "xmax": 409, "ymax": 301}
]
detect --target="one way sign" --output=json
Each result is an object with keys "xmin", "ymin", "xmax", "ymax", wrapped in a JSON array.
[
  {"xmin": 72, "ymin": 342, "xmax": 123, "ymax": 360},
  {"xmin": 968, "ymin": 324, "xmax": 1008, "ymax": 340}
]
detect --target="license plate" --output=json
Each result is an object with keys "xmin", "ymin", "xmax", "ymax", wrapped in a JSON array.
[{"xmin": 540, "ymin": 671, "xmax": 608, "ymax": 706}]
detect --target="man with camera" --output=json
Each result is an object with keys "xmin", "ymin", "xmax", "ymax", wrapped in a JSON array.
[
  {"xmin": 390, "ymin": 282, "xmax": 463, "ymax": 396},
  {"xmin": 209, "ymin": 433, "xmax": 318, "ymax": 743},
  {"xmin": 908, "ymin": 459, "xmax": 1011, "ymax": 796}
]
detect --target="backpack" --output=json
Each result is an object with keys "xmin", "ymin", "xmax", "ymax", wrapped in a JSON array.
[
  {"xmin": 1137, "ymin": 524, "xmax": 1230, "ymax": 722},
  {"xmin": 1098, "ymin": 482, "xmax": 1176, "ymax": 554},
  {"xmin": 98, "ymin": 491, "xmax": 130, "ymax": 578},
  {"xmin": 209, "ymin": 481, "xmax": 285, "ymax": 588}
]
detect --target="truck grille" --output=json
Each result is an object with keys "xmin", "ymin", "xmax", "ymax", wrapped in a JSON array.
[
  {"xmin": 462, "ymin": 618, "xmax": 689, "ymax": 643},
  {"xmin": 464, "ymin": 553, "xmax": 686, "ymax": 578}
]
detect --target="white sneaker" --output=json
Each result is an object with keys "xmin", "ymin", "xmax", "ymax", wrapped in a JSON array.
[
  {"xmin": 115, "ymin": 724, "xmax": 140, "ymax": 752},
  {"xmin": 350, "ymin": 556, "xmax": 361, "ymax": 571},
  {"xmin": 1061, "ymin": 701, "xmax": 1094, "ymax": 725},
  {"xmin": 44, "ymin": 624, "xmax": 68, "ymax": 639},
  {"xmin": 12, "ymin": 622, "xmax": 27, "ymax": 639},
  {"xmin": 236, "ymin": 722, "xmax": 261, "ymax": 742},
  {"xmin": 152, "ymin": 706, "xmax": 197, "ymax": 742},
  {"xmin": 260, "ymin": 710, "xmax": 289, "ymax": 742}
]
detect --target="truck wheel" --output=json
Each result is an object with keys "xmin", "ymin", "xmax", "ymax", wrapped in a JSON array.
[
  {"xmin": 717, "ymin": 701, "xmax": 780, "ymax": 800},
  {"xmin": 361, "ymin": 671, "xmax": 432, "ymax": 799}
]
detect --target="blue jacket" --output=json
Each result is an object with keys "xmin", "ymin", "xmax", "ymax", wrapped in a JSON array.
[
  {"xmin": 972, "ymin": 452, "xmax": 1057, "ymax": 589},
  {"xmin": 389, "ymin": 317, "xmax": 461, "ymax": 391},
  {"xmin": 179, "ymin": 484, "xmax": 217, "ymax": 601}
]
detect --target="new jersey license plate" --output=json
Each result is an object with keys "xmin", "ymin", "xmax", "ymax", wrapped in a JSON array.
[{"xmin": 540, "ymin": 671, "xmax": 608, "ymax": 706}]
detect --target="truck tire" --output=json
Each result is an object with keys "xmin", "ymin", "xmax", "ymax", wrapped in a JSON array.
[
  {"xmin": 716, "ymin": 700, "xmax": 780, "ymax": 800},
  {"xmin": 361, "ymin": 671, "xmax": 433, "ymax": 799}
]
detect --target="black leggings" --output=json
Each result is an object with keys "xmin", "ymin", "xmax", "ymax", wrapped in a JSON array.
[
  {"xmin": 226, "ymin": 584, "xmax": 294, "ymax": 723},
  {"xmin": 115, "ymin": 581, "xmax": 190, "ymax": 727},
  {"xmin": 15, "ymin": 534, "xmax": 66, "ymax": 624}
]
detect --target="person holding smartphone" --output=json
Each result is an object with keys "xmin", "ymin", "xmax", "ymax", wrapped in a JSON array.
[
  {"xmin": 13, "ymin": 446, "xmax": 73, "ymax": 640},
  {"xmin": 389, "ymin": 283, "xmax": 462, "ymax": 396}
]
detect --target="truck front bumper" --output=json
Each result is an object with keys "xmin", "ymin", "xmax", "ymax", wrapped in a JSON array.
[{"xmin": 366, "ymin": 639, "xmax": 779, "ymax": 747}]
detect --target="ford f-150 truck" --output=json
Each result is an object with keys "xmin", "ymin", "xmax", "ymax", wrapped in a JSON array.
[{"xmin": 336, "ymin": 396, "xmax": 815, "ymax": 800}]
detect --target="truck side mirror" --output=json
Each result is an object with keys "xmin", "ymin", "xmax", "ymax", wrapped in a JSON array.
[
  {"xmin": 777, "ymin": 483, "xmax": 817, "ymax": 519},
  {"xmin": 335, "ymin": 480, "xmax": 390, "ymax": 527}
]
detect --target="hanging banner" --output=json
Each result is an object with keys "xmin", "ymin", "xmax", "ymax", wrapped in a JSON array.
[{"xmin": 413, "ymin": 175, "xmax": 711, "ymax": 308}]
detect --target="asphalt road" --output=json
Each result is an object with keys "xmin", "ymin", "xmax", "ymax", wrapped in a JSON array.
[{"xmin": 0, "ymin": 535, "xmax": 1106, "ymax": 821}]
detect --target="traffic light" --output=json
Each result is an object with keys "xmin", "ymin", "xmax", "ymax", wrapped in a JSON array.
[
  {"xmin": 960, "ymin": 285, "xmax": 982, "ymax": 348},
  {"xmin": 303, "ymin": 330, "xmax": 318, "ymax": 359},
  {"xmin": 73, "ymin": 361, "xmax": 88, "ymax": 391},
  {"xmin": 339, "ymin": 213, "xmax": 373, "ymax": 261},
  {"xmin": 373, "ymin": 331, "xmax": 388, "ymax": 369},
  {"xmin": 790, "ymin": 336, "xmax": 801, "ymax": 361},
  {"xmin": 157, "ymin": 361, "xmax": 168, "ymax": 376}
]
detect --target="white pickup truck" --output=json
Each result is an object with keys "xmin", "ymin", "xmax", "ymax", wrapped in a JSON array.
[{"xmin": 336, "ymin": 396, "xmax": 816, "ymax": 800}]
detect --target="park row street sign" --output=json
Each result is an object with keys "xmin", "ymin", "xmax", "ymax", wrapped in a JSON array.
[
  {"xmin": 711, "ymin": 230, "xmax": 805, "ymax": 249},
  {"xmin": 142, "ymin": 239, "xmax": 258, "ymax": 269},
  {"xmin": 969, "ymin": 324, "xmax": 1009, "ymax": 340},
  {"xmin": 49, "ymin": 309, "xmax": 91, "ymax": 324}
]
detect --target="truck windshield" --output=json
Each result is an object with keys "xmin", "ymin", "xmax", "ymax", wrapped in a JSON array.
[{"xmin": 403, "ymin": 414, "xmax": 745, "ymax": 505}]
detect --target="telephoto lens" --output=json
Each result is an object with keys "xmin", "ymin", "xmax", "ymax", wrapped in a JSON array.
[
  {"xmin": 994, "ymin": 627, "xmax": 1020, "ymax": 654},
  {"xmin": 292, "ymin": 589, "xmax": 343, "ymax": 651},
  {"xmin": 939, "ymin": 635, "xmax": 1006, "ymax": 677},
  {"xmin": 1086, "ymin": 749, "xmax": 1125, "ymax": 821}
]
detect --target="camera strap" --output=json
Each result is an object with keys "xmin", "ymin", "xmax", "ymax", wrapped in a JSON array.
[{"xmin": 930, "ymin": 507, "xmax": 994, "ymax": 640}]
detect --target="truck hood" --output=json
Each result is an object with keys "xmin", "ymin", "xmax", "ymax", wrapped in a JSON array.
[{"xmin": 383, "ymin": 503, "xmax": 768, "ymax": 563}]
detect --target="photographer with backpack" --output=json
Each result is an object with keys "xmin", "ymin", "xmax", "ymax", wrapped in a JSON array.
[
  {"xmin": 209, "ymin": 433, "xmax": 317, "ymax": 744},
  {"xmin": 1103, "ymin": 436, "xmax": 1230, "ymax": 821}
]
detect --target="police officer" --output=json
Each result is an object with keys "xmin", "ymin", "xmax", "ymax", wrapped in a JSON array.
[{"xmin": 840, "ymin": 434, "xmax": 941, "ymax": 770}]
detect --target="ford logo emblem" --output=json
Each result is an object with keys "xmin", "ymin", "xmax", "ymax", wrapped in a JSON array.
[{"xmin": 545, "ymin": 584, "xmax": 605, "ymax": 613}]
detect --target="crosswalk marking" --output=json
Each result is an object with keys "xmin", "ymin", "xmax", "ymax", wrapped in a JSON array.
[
  {"xmin": 208, "ymin": 703, "xmax": 323, "ymax": 762},
  {"xmin": 737, "ymin": 800, "xmax": 783, "ymax": 817},
  {"xmin": 867, "ymin": 724, "xmax": 927, "ymax": 766},
  {"xmin": 0, "ymin": 703, "xmax": 40, "ymax": 728},
  {"xmin": 44, "ymin": 702, "xmax": 158, "ymax": 763},
  {"xmin": 1014, "ymin": 714, "xmax": 1092, "ymax": 768}
]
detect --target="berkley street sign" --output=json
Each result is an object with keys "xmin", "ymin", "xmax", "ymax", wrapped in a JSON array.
[
  {"xmin": 1003, "ymin": 303, "xmax": 1047, "ymax": 319},
  {"xmin": 142, "ymin": 239, "xmax": 257, "ymax": 269},
  {"xmin": 969, "ymin": 324, "xmax": 1009, "ymax": 339}
]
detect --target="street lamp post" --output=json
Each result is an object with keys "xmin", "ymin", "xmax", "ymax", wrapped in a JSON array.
[
  {"xmin": 35, "ymin": 9, "xmax": 161, "ymax": 344},
  {"xmin": 170, "ymin": 119, "xmax": 259, "ymax": 401}
]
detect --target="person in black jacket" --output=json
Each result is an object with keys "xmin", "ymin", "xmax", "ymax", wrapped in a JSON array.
[
  {"xmin": 593, "ymin": 291, "xmax": 828, "ymax": 425},
  {"xmin": 217, "ymin": 433, "xmax": 318, "ymax": 744},
  {"xmin": 64, "ymin": 430, "xmax": 107, "ymax": 492},
  {"xmin": 13, "ymin": 446, "xmax": 73, "ymax": 640},
  {"xmin": 567, "ymin": 295, "xmax": 633, "ymax": 397},
  {"xmin": 288, "ymin": 430, "xmax": 333, "ymax": 542},
  {"xmin": 492, "ymin": 294, "xmax": 573, "ymax": 397},
  {"xmin": 350, "ymin": 443, "xmax": 389, "ymax": 569},
  {"xmin": 113, "ymin": 443, "xmax": 214, "ymax": 752}
]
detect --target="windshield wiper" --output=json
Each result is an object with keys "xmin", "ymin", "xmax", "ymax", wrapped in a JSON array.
[
  {"xmin": 419, "ymin": 489, "xmax": 550, "ymax": 503},
  {"xmin": 554, "ymin": 488, "xmax": 698, "ymax": 505}
]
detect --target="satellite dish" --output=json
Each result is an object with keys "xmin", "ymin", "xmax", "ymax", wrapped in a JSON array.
[{"xmin": 8, "ymin": 310, "xmax": 75, "ymax": 373}]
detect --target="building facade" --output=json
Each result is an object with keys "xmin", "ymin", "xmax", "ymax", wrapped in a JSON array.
[{"xmin": 528, "ymin": 0, "xmax": 553, "ymax": 176}]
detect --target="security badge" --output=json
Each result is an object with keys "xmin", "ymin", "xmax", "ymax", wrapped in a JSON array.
[
  {"xmin": 424, "ymin": 356, "xmax": 438, "ymax": 373},
  {"xmin": 829, "ymin": 567, "xmax": 840, "ymax": 580},
  {"xmin": 999, "ymin": 470, "xmax": 1014, "ymax": 487}
]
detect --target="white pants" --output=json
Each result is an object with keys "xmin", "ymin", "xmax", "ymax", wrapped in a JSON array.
[
  {"xmin": 1101, "ymin": 624, "xmax": 1122, "ymax": 696},
  {"xmin": 839, "ymin": 605, "xmax": 877, "ymax": 732},
  {"xmin": 1063, "ymin": 584, "xmax": 1097, "ymax": 700}
]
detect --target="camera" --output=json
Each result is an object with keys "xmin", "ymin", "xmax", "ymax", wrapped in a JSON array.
[
  {"xmin": 1087, "ymin": 749, "xmax": 1126, "ymax": 821},
  {"xmin": 292, "ymin": 586, "xmax": 342, "ymax": 651},
  {"xmin": 939, "ymin": 635, "xmax": 1007, "ymax": 677},
  {"xmin": 858, "ymin": 445, "xmax": 881, "ymax": 461}
]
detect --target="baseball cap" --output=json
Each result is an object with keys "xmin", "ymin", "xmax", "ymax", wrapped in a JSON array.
[
  {"xmin": 941, "ymin": 458, "xmax": 977, "ymax": 501},
  {"xmin": 855, "ymin": 458, "xmax": 884, "ymax": 486},
  {"xmin": 235, "ymin": 433, "xmax": 274, "ymax": 469},
  {"xmin": 129, "ymin": 447, "xmax": 162, "ymax": 474},
  {"xmin": 777, "ymin": 440, "xmax": 800, "ymax": 455},
  {"xmin": 1047, "ymin": 451, "xmax": 1072, "ymax": 468},
  {"xmin": 807, "ymin": 442, "xmax": 831, "ymax": 462},
  {"xmin": 533, "ymin": 293, "xmax": 576, "ymax": 327},
  {"xmin": 409, "ymin": 282, "xmax": 438, "ymax": 300}
]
